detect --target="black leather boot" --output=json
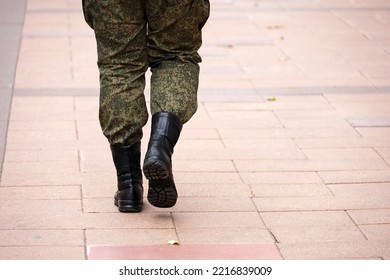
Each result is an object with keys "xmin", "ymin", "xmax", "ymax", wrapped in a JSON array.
[
  {"xmin": 143, "ymin": 112, "xmax": 182, "ymax": 208},
  {"xmin": 111, "ymin": 142, "xmax": 143, "ymax": 212}
]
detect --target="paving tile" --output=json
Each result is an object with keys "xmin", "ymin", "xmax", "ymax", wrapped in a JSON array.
[
  {"xmin": 0, "ymin": 246, "xmax": 85, "ymax": 260},
  {"xmin": 271, "ymin": 226, "xmax": 366, "ymax": 243},
  {"xmin": 347, "ymin": 117, "xmax": 390, "ymax": 127},
  {"xmin": 0, "ymin": 199, "xmax": 81, "ymax": 214},
  {"xmin": 294, "ymin": 137, "xmax": 390, "ymax": 149},
  {"xmin": 3, "ymin": 160, "xmax": 79, "ymax": 173},
  {"xmin": 173, "ymin": 212, "xmax": 266, "ymax": 228},
  {"xmin": 208, "ymin": 111, "xmax": 282, "ymax": 128},
  {"xmin": 329, "ymin": 183, "xmax": 390, "ymax": 197},
  {"xmin": 177, "ymin": 228, "xmax": 274, "ymax": 244},
  {"xmin": 302, "ymin": 148, "xmax": 381, "ymax": 160},
  {"xmin": 173, "ymin": 197, "xmax": 257, "ymax": 212},
  {"xmin": 4, "ymin": 149, "xmax": 78, "ymax": 162},
  {"xmin": 234, "ymin": 158, "xmax": 388, "ymax": 172},
  {"xmin": 359, "ymin": 224, "xmax": 390, "ymax": 241},
  {"xmin": 278, "ymin": 118, "xmax": 352, "ymax": 128},
  {"xmin": 177, "ymin": 183, "xmax": 252, "ymax": 198},
  {"xmin": 0, "ymin": 186, "xmax": 81, "ymax": 200},
  {"xmin": 251, "ymin": 184, "xmax": 333, "ymax": 197},
  {"xmin": 318, "ymin": 170, "xmax": 390, "ymax": 184},
  {"xmin": 278, "ymin": 241, "xmax": 390, "ymax": 260},
  {"xmin": 348, "ymin": 209, "xmax": 390, "ymax": 225},
  {"xmin": 175, "ymin": 172, "xmax": 243, "ymax": 185},
  {"xmin": 261, "ymin": 211, "xmax": 355, "ymax": 228},
  {"xmin": 0, "ymin": 172, "xmax": 82, "ymax": 186},
  {"xmin": 88, "ymin": 243, "xmax": 282, "ymax": 260},
  {"xmin": 218, "ymin": 127, "xmax": 360, "ymax": 139},
  {"xmin": 253, "ymin": 195, "xmax": 390, "ymax": 212},
  {"xmin": 86, "ymin": 229, "xmax": 178, "ymax": 246},
  {"xmin": 356, "ymin": 127, "xmax": 390, "ymax": 138},
  {"xmin": 0, "ymin": 230, "xmax": 84, "ymax": 246},
  {"xmin": 240, "ymin": 171, "xmax": 323, "ymax": 185}
]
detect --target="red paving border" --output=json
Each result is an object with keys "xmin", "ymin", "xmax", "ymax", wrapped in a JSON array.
[{"xmin": 88, "ymin": 244, "xmax": 283, "ymax": 260}]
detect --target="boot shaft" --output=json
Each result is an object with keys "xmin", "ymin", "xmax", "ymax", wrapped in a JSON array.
[
  {"xmin": 148, "ymin": 112, "xmax": 182, "ymax": 153},
  {"xmin": 110, "ymin": 142, "xmax": 142, "ymax": 191}
]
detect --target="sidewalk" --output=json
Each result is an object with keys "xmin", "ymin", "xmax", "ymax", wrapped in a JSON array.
[{"xmin": 0, "ymin": 0, "xmax": 390, "ymax": 260}]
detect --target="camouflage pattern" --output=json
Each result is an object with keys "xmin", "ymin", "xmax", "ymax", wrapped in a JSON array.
[{"xmin": 82, "ymin": 0, "xmax": 210, "ymax": 146}]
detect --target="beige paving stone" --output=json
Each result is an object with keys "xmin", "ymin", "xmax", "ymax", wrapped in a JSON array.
[
  {"xmin": 80, "ymin": 160, "xmax": 115, "ymax": 173},
  {"xmin": 173, "ymin": 160, "xmax": 237, "ymax": 172},
  {"xmin": 251, "ymin": 184, "xmax": 333, "ymax": 197},
  {"xmin": 0, "ymin": 230, "xmax": 84, "ymax": 246},
  {"xmin": 7, "ymin": 120, "xmax": 76, "ymax": 131},
  {"xmin": 240, "ymin": 171, "xmax": 323, "ymax": 185},
  {"xmin": 271, "ymin": 226, "xmax": 366, "ymax": 243},
  {"xmin": 223, "ymin": 138, "xmax": 297, "ymax": 150},
  {"xmin": 86, "ymin": 229, "xmax": 178, "ymax": 246},
  {"xmin": 208, "ymin": 111, "xmax": 282, "ymax": 128},
  {"xmin": 81, "ymin": 172, "xmax": 116, "ymax": 198},
  {"xmin": 261, "ymin": 211, "xmax": 356, "ymax": 228},
  {"xmin": 319, "ymin": 103, "xmax": 390, "ymax": 118},
  {"xmin": 4, "ymin": 149, "xmax": 79, "ymax": 162},
  {"xmin": 348, "ymin": 209, "xmax": 390, "ymax": 225},
  {"xmin": 278, "ymin": 241, "xmax": 390, "ymax": 260},
  {"xmin": 10, "ymin": 97, "xmax": 75, "ymax": 119},
  {"xmin": 329, "ymin": 183, "xmax": 390, "ymax": 197},
  {"xmin": 375, "ymin": 147, "xmax": 390, "ymax": 163},
  {"xmin": 0, "ymin": 186, "xmax": 81, "ymax": 200},
  {"xmin": 0, "ymin": 246, "xmax": 85, "ymax": 260},
  {"xmin": 234, "ymin": 158, "xmax": 389, "ymax": 172},
  {"xmin": 175, "ymin": 172, "xmax": 243, "ymax": 184},
  {"xmin": 294, "ymin": 137, "xmax": 390, "ymax": 149},
  {"xmin": 318, "ymin": 170, "xmax": 390, "ymax": 184},
  {"xmin": 302, "ymin": 148, "xmax": 381, "ymax": 160},
  {"xmin": 173, "ymin": 212, "xmax": 266, "ymax": 229},
  {"xmin": 359, "ymin": 224, "xmax": 390, "ymax": 241},
  {"xmin": 83, "ymin": 212, "xmax": 174, "ymax": 229},
  {"xmin": 218, "ymin": 127, "xmax": 361, "ymax": 139},
  {"xmin": 278, "ymin": 118, "xmax": 351, "ymax": 128},
  {"xmin": 356, "ymin": 127, "xmax": 390, "ymax": 138},
  {"xmin": 0, "ymin": 199, "xmax": 81, "ymax": 214},
  {"xmin": 253, "ymin": 195, "xmax": 390, "ymax": 212},
  {"xmin": 273, "ymin": 110, "xmax": 341, "ymax": 119},
  {"xmin": 0, "ymin": 172, "xmax": 82, "ymax": 186},
  {"xmin": 3, "ymin": 160, "xmax": 79, "ymax": 173},
  {"xmin": 178, "ymin": 183, "xmax": 252, "ymax": 197},
  {"xmin": 0, "ymin": 211, "xmax": 173, "ymax": 230},
  {"xmin": 83, "ymin": 198, "xmax": 127, "ymax": 213},
  {"xmin": 175, "ymin": 145, "xmax": 306, "ymax": 160},
  {"xmin": 172, "ymin": 197, "xmax": 256, "ymax": 212},
  {"xmin": 180, "ymin": 128, "xmax": 220, "ymax": 139},
  {"xmin": 177, "ymin": 228, "xmax": 274, "ymax": 244}
]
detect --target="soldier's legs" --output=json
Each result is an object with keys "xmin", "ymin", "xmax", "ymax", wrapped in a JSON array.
[
  {"xmin": 143, "ymin": 0, "xmax": 210, "ymax": 208},
  {"xmin": 82, "ymin": 0, "xmax": 148, "ymax": 146},
  {"xmin": 82, "ymin": 0, "xmax": 148, "ymax": 212}
]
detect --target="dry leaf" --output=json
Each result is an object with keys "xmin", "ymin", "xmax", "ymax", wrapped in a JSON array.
[
  {"xmin": 168, "ymin": 240, "xmax": 180, "ymax": 245},
  {"xmin": 267, "ymin": 97, "xmax": 277, "ymax": 102}
]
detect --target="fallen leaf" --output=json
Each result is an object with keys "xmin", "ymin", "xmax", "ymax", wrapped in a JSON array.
[
  {"xmin": 168, "ymin": 240, "xmax": 180, "ymax": 245},
  {"xmin": 267, "ymin": 25, "xmax": 285, "ymax": 30},
  {"xmin": 278, "ymin": 56, "xmax": 290, "ymax": 62},
  {"xmin": 267, "ymin": 97, "xmax": 277, "ymax": 102}
]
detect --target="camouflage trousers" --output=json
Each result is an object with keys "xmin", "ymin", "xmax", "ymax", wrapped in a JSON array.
[{"xmin": 82, "ymin": 0, "xmax": 210, "ymax": 146}]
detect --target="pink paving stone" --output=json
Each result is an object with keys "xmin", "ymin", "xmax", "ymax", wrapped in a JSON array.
[{"xmin": 88, "ymin": 244, "xmax": 283, "ymax": 260}]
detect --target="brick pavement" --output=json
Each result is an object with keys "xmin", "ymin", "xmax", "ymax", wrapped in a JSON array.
[{"xmin": 0, "ymin": 0, "xmax": 390, "ymax": 260}]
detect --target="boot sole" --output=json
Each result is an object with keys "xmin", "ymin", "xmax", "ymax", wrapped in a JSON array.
[{"xmin": 143, "ymin": 159, "xmax": 177, "ymax": 208}]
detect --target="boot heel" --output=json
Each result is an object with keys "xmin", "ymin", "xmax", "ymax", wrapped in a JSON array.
[
  {"xmin": 117, "ymin": 200, "xmax": 142, "ymax": 213},
  {"xmin": 143, "ymin": 159, "xmax": 169, "ymax": 180}
]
